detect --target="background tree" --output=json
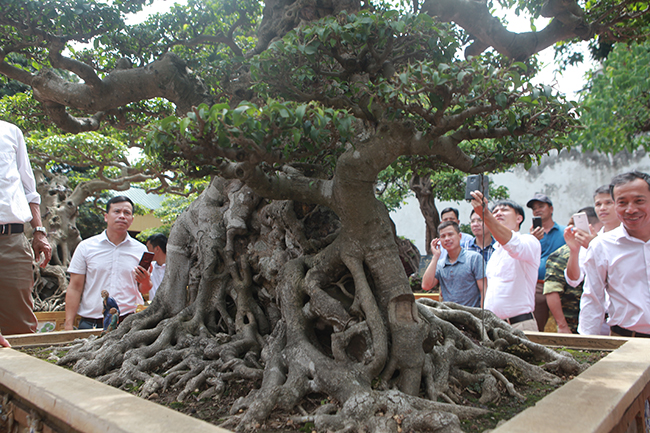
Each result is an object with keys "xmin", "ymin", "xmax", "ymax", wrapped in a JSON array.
[
  {"xmin": 574, "ymin": 38, "xmax": 650, "ymax": 152},
  {"xmin": 2, "ymin": 0, "xmax": 647, "ymax": 431}
]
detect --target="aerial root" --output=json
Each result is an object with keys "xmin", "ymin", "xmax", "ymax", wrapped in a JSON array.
[{"xmin": 490, "ymin": 368, "xmax": 526, "ymax": 401}]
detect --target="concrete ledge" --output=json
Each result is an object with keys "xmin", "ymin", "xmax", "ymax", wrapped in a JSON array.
[
  {"xmin": 5, "ymin": 329, "xmax": 102, "ymax": 347},
  {"xmin": 524, "ymin": 331, "xmax": 629, "ymax": 351},
  {"xmin": 494, "ymin": 338, "xmax": 650, "ymax": 433},
  {"xmin": 0, "ymin": 348, "xmax": 231, "ymax": 433}
]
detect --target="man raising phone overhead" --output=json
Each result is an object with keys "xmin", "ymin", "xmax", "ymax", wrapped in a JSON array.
[{"xmin": 64, "ymin": 196, "xmax": 152, "ymax": 330}]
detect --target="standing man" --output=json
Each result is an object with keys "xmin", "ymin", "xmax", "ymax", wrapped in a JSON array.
[
  {"xmin": 579, "ymin": 171, "xmax": 650, "ymax": 337},
  {"xmin": 146, "ymin": 233, "xmax": 167, "ymax": 300},
  {"xmin": 0, "ymin": 120, "xmax": 52, "ymax": 335},
  {"xmin": 470, "ymin": 193, "xmax": 541, "ymax": 331},
  {"xmin": 527, "ymin": 193, "xmax": 566, "ymax": 331},
  {"xmin": 466, "ymin": 209, "xmax": 496, "ymax": 262},
  {"xmin": 421, "ymin": 221, "xmax": 486, "ymax": 307},
  {"xmin": 64, "ymin": 196, "xmax": 152, "ymax": 330},
  {"xmin": 543, "ymin": 207, "xmax": 602, "ymax": 333}
]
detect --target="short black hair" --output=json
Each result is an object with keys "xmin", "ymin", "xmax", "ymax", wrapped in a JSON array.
[
  {"xmin": 440, "ymin": 207, "xmax": 459, "ymax": 219},
  {"xmin": 147, "ymin": 233, "xmax": 168, "ymax": 254},
  {"xmin": 577, "ymin": 206, "xmax": 600, "ymax": 225},
  {"xmin": 593, "ymin": 185, "xmax": 611, "ymax": 199},
  {"xmin": 610, "ymin": 171, "xmax": 650, "ymax": 199},
  {"xmin": 491, "ymin": 199, "xmax": 525, "ymax": 229},
  {"xmin": 438, "ymin": 221, "xmax": 460, "ymax": 234},
  {"xmin": 106, "ymin": 196, "xmax": 134, "ymax": 213}
]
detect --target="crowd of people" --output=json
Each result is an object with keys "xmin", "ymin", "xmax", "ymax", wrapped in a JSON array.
[{"xmin": 422, "ymin": 172, "xmax": 650, "ymax": 338}]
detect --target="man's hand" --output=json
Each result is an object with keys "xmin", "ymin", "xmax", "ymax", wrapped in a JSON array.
[
  {"xmin": 0, "ymin": 333, "xmax": 10, "ymax": 348},
  {"xmin": 470, "ymin": 190, "xmax": 487, "ymax": 214},
  {"xmin": 32, "ymin": 232, "xmax": 51, "ymax": 268},
  {"xmin": 556, "ymin": 322, "xmax": 573, "ymax": 334},
  {"xmin": 430, "ymin": 238, "xmax": 441, "ymax": 258},
  {"xmin": 530, "ymin": 226, "xmax": 544, "ymax": 240},
  {"xmin": 135, "ymin": 265, "xmax": 153, "ymax": 294},
  {"xmin": 575, "ymin": 227, "xmax": 596, "ymax": 249}
]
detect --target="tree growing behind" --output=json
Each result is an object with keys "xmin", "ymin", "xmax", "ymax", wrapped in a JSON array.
[{"xmin": 2, "ymin": 0, "xmax": 648, "ymax": 431}]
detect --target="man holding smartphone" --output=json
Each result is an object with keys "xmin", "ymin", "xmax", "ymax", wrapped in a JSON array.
[
  {"xmin": 526, "ymin": 193, "xmax": 566, "ymax": 331},
  {"xmin": 579, "ymin": 171, "xmax": 650, "ymax": 337},
  {"xmin": 64, "ymin": 196, "xmax": 152, "ymax": 330},
  {"xmin": 469, "ymin": 192, "xmax": 541, "ymax": 331}
]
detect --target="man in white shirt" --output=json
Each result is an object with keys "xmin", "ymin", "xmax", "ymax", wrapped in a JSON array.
[
  {"xmin": 578, "ymin": 171, "xmax": 650, "ymax": 337},
  {"xmin": 469, "ymin": 193, "xmax": 541, "ymax": 331},
  {"xmin": 146, "ymin": 233, "xmax": 167, "ymax": 300},
  {"xmin": 65, "ymin": 196, "xmax": 152, "ymax": 330},
  {"xmin": 0, "ymin": 121, "xmax": 52, "ymax": 335}
]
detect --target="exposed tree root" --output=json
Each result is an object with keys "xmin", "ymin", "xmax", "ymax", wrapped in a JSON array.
[{"xmin": 59, "ymin": 177, "xmax": 585, "ymax": 433}]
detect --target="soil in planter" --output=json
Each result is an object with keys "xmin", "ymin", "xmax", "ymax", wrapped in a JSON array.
[{"xmin": 17, "ymin": 346, "xmax": 608, "ymax": 433}]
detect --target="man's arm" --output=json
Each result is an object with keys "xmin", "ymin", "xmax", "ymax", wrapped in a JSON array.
[
  {"xmin": 545, "ymin": 292, "xmax": 571, "ymax": 333},
  {"xmin": 469, "ymin": 191, "xmax": 512, "ymax": 245},
  {"xmin": 421, "ymin": 239, "xmax": 441, "ymax": 291},
  {"xmin": 64, "ymin": 273, "xmax": 85, "ymax": 330},
  {"xmin": 476, "ymin": 278, "xmax": 487, "ymax": 308},
  {"xmin": 28, "ymin": 202, "xmax": 51, "ymax": 267},
  {"xmin": 564, "ymin": 226, "xmax": 583, "ymax": 285}
]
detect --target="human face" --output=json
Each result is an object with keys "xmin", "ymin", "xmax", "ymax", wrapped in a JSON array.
[
  {"xmin": 438, "ymin": 226, "xmax": 461, "ymax": 253},
  {"xmin": 492, "ymin": 205, "xmax": 522, "ymax": 231},
  {"xmin": 441, "ymin": 211, "xmax": 459, "ymax": 224},
  {"xmin": 594, "ymin": 193, "xmax": 618, "ymax": 228},
  {"xmin": 147, "ymin": 241, "xmax": 162, "ymax": 263},
  {"xmin": 104, "ymin": 201, "xmax": 134, "ymax": 233},
  {"xmin": 613, "ymin": 178, "xmax": 650, "ymax": 240},
  {"xmin": 530, "ymin": 201, "xmax": 553, "ymax": 223},
  {"xmin": 470, "ymin": 213, "xmax": 486, "ymax": 237}
]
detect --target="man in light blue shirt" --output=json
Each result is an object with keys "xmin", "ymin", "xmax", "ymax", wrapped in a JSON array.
[{"xmin": 421, "ymin": 221, "xmax": 486, "ymax": 307}]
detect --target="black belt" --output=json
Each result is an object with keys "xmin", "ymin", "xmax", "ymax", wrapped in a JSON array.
[
  {"xmin": 611, "ymin": 325, "xmax": 650, "ymax": 338},
  {"xmin": 506, "ymin": 312, "xmax": 534, "ymax": 325},
  {"xmin": 0, "ymin": 223, "xmax": 24, "ymax": 235},
  {"xmin": 80, "ymin": 317, "xmax": 104, "ymax": 327}
]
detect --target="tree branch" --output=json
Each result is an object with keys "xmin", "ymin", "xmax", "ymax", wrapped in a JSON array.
[{"xmin": 421, "ymin": 0, "xmax": 592, "ymax": 60}]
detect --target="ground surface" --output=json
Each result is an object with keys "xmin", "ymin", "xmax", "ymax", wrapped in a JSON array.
[{"xmin": 18, "ymin": 345, "xmax": 607, "ymax": 432}]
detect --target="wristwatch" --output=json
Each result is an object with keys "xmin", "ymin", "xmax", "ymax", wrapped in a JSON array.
[{"xmin": 34, "ymin": 226, "xmax": 47, "ymax": 236}]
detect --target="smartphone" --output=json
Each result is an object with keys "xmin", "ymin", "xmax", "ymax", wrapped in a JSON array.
[
  {"xmin": 138, "ymin": 251, "xmax": 155, "ymax": 269},
  {"xmin": 532, "ymin": 216, "xmax": 542, "ymax": 229},
  {"xmin": 465, "ymin": 174, "xmax": 489, "ymax": 202},
  {"xmin": 573, "ymin": 212, "xmax": 590, "ymax": 233}
]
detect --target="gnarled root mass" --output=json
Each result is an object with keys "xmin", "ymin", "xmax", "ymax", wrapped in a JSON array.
[{"xmin": 60, "ymin": 177, "xmax": 584, "ymax": 433}]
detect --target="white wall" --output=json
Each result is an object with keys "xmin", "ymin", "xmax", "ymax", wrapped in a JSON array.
[{"xmin": 391, "ymin": 148, "xmax": 650, "ymax": 254}]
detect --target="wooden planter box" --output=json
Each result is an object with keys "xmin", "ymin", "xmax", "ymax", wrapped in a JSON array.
[{"xmin": 1, "ymin": 331, "xmax": 649, "ymax": 433}]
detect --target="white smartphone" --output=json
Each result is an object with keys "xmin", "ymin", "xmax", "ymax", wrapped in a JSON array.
[{"xmin": 572, "ymin": 212, "xmax": 590, "ymax": 233}]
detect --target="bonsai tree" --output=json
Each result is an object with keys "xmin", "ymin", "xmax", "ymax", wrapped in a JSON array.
[{"xmin": 1, "ymin": 0, "xmax": 646, "ymax": 431}]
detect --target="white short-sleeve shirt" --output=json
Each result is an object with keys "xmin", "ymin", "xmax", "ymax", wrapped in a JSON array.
[{"xmin": 68, "ymin": 231, "xmax": 146, "ymax": 318}]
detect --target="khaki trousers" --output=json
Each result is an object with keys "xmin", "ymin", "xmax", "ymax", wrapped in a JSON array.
[{"xmin": 0, "ymin": 233, "xmax": 37, "ymax": 335}]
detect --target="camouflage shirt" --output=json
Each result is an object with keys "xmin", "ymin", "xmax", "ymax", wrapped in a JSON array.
[{"xmin": 543, "ymin": 244, "xmax": 583, "ymax": 333}]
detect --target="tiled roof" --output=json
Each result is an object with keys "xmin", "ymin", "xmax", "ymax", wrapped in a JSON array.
[{"xmin": 111, "ymin": 188, "xmax": 166, "ymax": 210}]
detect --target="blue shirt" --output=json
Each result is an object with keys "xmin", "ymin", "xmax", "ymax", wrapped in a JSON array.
[
  {"xmin": 466, "ymin": 237, "xmax": 496, "ymax": 263},
  {"xmin": 435, "ymin": 249, "xmax": 485, "ymax": 308},
  {"xmin": 538, "ymin": 222, "xmax": 566, "ymax": 280}
]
